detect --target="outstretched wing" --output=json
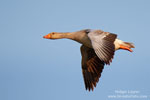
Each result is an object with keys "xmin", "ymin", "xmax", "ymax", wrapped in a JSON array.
[
  {"xmin": 80, "ymin": 45, "xmax": 105, "ymax": 91},
  {"xmin": 87, "ymin": 30, "xmax": 117, "ymax": 64}
]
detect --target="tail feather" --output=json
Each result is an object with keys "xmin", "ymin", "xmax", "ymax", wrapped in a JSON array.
[{"xmin": 123, "ymin": 42, "xmax": 135, "ymax": 48}]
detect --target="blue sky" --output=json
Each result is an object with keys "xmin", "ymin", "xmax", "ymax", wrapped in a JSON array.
[{"xmin": 0, "ymin": 0, "xmax": 150, "ymax": 100}]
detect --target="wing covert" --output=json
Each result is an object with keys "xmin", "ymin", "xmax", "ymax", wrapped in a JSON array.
[{"xmin": 88, "ymin": 30, "xmax": 117, "ymax": 64}]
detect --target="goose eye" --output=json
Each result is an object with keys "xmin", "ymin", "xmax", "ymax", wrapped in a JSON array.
[{"xmin": 52, "ymin": 32, "xmax": 55, "ymax": 35}]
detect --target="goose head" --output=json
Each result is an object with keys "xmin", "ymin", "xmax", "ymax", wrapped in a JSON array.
[{"xmin": 43, "ymin": 32, "xmax": 64, "ymax": 39}]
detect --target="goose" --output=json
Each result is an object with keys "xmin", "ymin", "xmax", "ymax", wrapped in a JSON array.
[{"xmin": 43, "ymin": 29, "xmax": 135, "ymax": 91}]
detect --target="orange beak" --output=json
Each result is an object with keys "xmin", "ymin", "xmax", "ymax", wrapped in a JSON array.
[{"xmin": 43, "ymin": 34, "xmax": 51, "ymax": 39}]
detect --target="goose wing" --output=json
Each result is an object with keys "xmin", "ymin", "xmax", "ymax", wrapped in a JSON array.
[
  {"xmin": 80, "ymin": 45, "xmax": 104, "ymax": 91},
  {"xmin": 87, "ymin": 30, "xmax": 117, "ymax": 64}
]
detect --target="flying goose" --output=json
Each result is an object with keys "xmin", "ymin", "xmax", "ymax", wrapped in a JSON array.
[{"xmin": 43, "ymin": 29, "xmax": 135, "ymax": 91}]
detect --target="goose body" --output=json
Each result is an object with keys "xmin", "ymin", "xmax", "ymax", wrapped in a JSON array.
[{"xmin": 43, "ymin": 29, "xmax": 134, "ymax": 91}]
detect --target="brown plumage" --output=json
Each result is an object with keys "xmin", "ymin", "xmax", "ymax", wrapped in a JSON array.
[{"xmin": 81, "ymin": 45, "xmax": 104, "ymax": 91}]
